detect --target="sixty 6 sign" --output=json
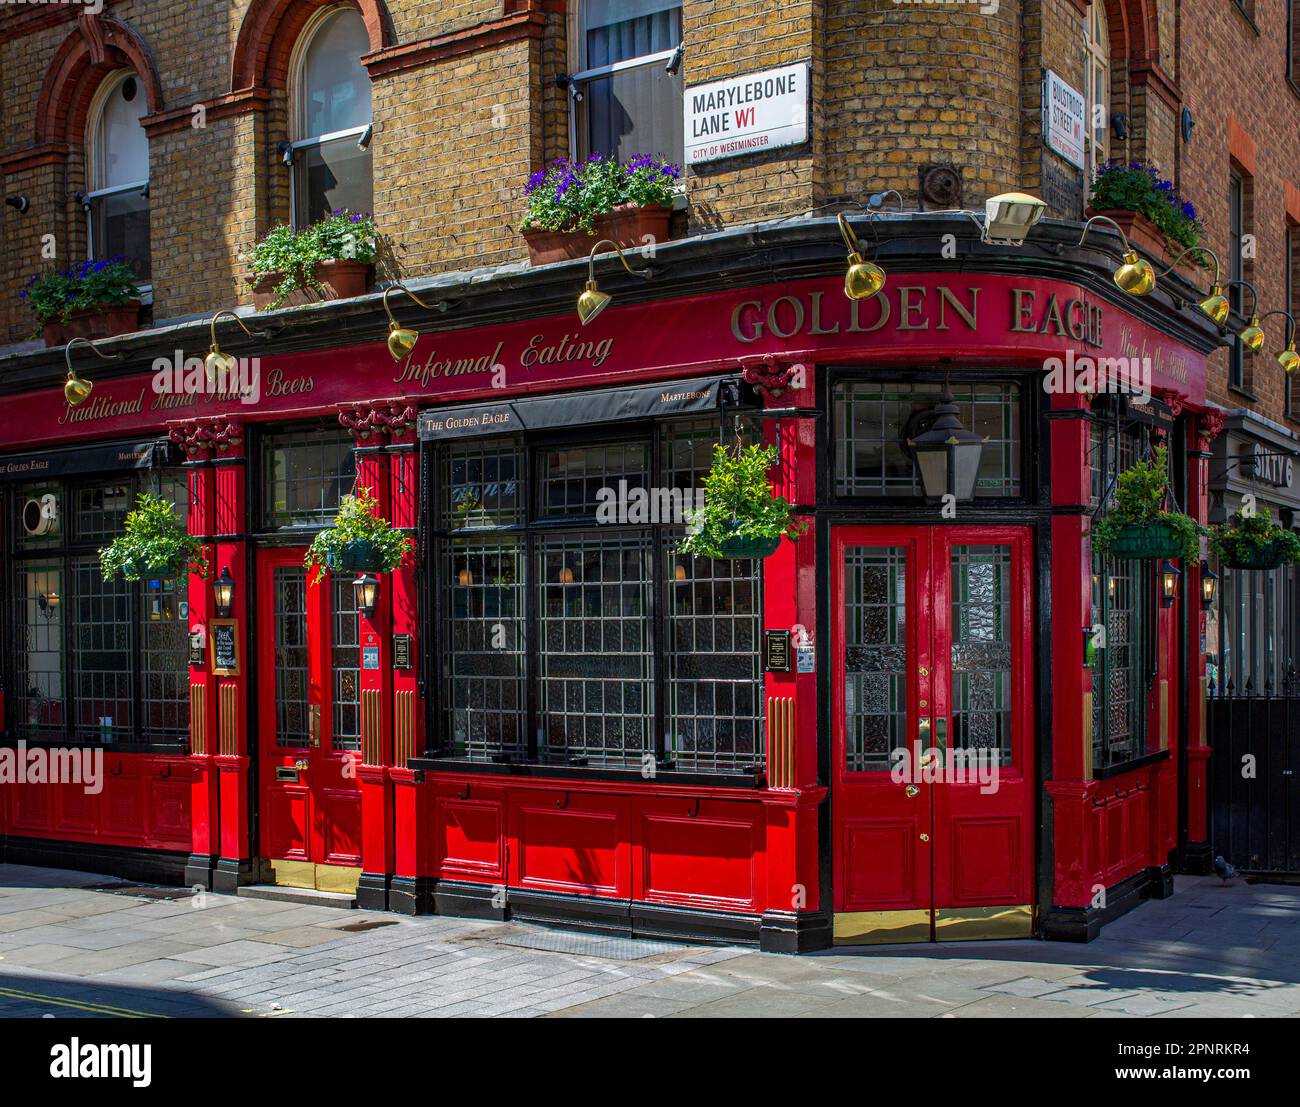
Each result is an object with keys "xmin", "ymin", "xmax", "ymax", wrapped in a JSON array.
[{"xmin": 685, "ymin": 62, "xmax": 810, "ymax": 165}]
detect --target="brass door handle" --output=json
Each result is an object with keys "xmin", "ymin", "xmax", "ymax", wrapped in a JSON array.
[
  {"xmin": 905, "ymin": 785, "xmax": 920, "ymax": 798},
  {"xmin": 919, "ymin": 833, "xmax": 930, "ymax": 842},
  {"xmin": 918, "ymin": 716, "xmax": 931, "ymax": 742},
  {"xmin": 308, "ymin": 704, "xmax": 321, "ymax": 748},
  {"xmin": 294, "ymin": 759, "xmax": 309, "ymax": 771}
]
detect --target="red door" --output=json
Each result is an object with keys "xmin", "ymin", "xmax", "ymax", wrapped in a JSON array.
[
  {"xmin": 257, "ymin": 548, "xmax": 363, "ymax": 893},
  {"xmin": 831, "ymin": 526, "xmax": 1035, "ymax": 943}
]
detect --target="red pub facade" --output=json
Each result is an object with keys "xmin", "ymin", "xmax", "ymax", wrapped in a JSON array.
[{"xmin": 0, "ymin": 216, "xmax": 1224, "ymax": 950}]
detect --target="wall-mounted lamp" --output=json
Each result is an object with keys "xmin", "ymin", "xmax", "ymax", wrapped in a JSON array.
[
  {"xmin": 457, "ymin": 567, "xmax": 474, "ymax": 587},
  {"xmin": 576, "ymin": 239, "xmax": 654, "ymax": 325},
  {"xmin": 1157, "ymin": 247, "xmax": 1228, "ymax": 324},
  {"xmin": 1201, "ymin": 561, "xmax": 1219, "ymax": 608},
  {"xmin": 63, "ymin": 335, "xmax": 122, "ymax": 406},
  {"xmin": 357, "ymin": 123, "xmax": 374, "ymax": 151},
  {"xmin": 4, "ymin": 194, "xmax": 30, "ymax": 214},
  {"xmin": 664, "ymin": 42, "xmax": 684, "ymax": 76},
  {"xmin": 983, "ymin": 191, "xmax": 1046, "ymax": 245},
  {"xmin": 382, "ymin": 283, "xmax": 450, "ymax": 361},
  {"xmin": 1078, "ymin": 215, "xmax": 1155, "ymax": 295},
  {"xmin": 204, "ymin": 310, "xmax": 267, "ymax": 390},
  {"xmin": 37, "ymin": 591, "xmax": 60, "ymax": 618},
  {"xmin": 213, "ymin": 566, "xmax": 235, "ymax": 618},
  {"xmin": 1258, "ymin": 309, "xmax": 1300, "ymax": 373},
  {"xmin": 906, "ymin": 387, "xmax": 989, "ymax": 501},
  {"xmin": 837, "ymin": 211, "xmax": 886, "ymax": 301},
  {"xmin": 277, "ymin": 141, "xmax": 295, "ymax": 167},
  {"xmin": 1224, "ymin": 280, "xmax": 1265, "ymax": 352},
  {"xmin": 353, "ymin": 573, "xmax": 380, "ymax": 619},
  {"xmin": 1159, "ymin": 560, "xmax": 1180, "ymax": 608},
  {"xmin": 1110, "ymin": 113, "xmax": 1128, "ymax": 141}
]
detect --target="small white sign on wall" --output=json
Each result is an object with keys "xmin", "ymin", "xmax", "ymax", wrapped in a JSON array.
[
  {"xmin": 1043, "ymin": 69, "xmax": 1085, "ymax": 170},
  {"xmin": 685, "ymin": 62, "xmax": 809, "ymax": 166}
]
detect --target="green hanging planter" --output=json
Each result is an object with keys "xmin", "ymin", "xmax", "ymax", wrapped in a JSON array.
[
  {"xmin": 324, "ymin": 538, "xmax": 385, "ymax": 574},
  {"xmin": 716, "ymin": 522, "xmax": 781, "ymax": 559},
  {"xmin": 1106, "ymin": 521, "xmax": 1186, "ymax": 561},
  {"xmin": 1221, "ymin": 541, "xmax": 1287, "ymax": 571}
]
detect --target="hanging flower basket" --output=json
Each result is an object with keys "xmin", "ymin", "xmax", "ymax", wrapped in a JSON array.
[
  {"xmin": 1222, "ymin": 542, "xmax": 1288, "ymax": 571},
  {"xmin": 678, "ymin": 442, "xmax": 806, "ymax": 560},
  {"xmin": 1106, "ymin": 521, "xmax": 1187, "ymax": 561},
  {"xmin": 98, "ymin": 493, "xmax": 209, "ymax": 583},
  {"xmin": 716, "ymin": 521, "xmax": 782, "ymax": 560},
  {"xmin": 305, "ymin": 488, "xmax": 413, "ymax": 583},
  {"xmin": 1210, "ymin": 507, "xmax": 1300, "ymax": 571},
  {"xmin": 323, "ymin": 538, "xmax": 385, "ymax": 574}
]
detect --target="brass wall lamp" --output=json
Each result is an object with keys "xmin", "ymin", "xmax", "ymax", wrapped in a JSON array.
[
  {"xmin": 837, "ymin": 211, "xmax": 886, "ymax": 301},
  {"xmin": 1156, "ymin": 246, "xmax": 1228, "ymax": 324},
  {"xmin": 1259, "ymin": 309, "xmax": 1300, "ymax": 373},
  {"xmin": 1077, "ymin": 215, "xmax": 1156, "ymax": 295},
  {"xmin": 383, "ymin": 283, "xmax": 450, "ymax": 360},
  {"xmin": 63, "ymin": 336, "xmax": 123, "ymax": 406},
  {"xmin": 576, "ymin": 239, "xmax": 654, "ymax": 325},
  {"xmin": 204, "ymin": 310, "xmax": 271, "ymax": 388},
  {"xmin": 1225, "ymin": 279, "xmax": 1265, "ymax": 352}
]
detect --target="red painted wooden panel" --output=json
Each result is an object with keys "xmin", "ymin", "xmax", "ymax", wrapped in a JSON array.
[
  {"xmin": 638, "ymin": 800, "xmax": 762, "ymax": 911},
  {"xmin": 947, "ymin": 818, "xmax": 1020, "ymax": 904},
  {"xmin": 840, "ymin": 820, "xmax": 917, "ymax": 910},
  {"xmin": 266, "ymin": 784, "xmax": 311, "ymax": 861},
  {"xmin": 320, "ymin": 787, "xmax": 363, "ymax": 866},
  {"xmin": 54, "ymin": 781, "xmax": 97, "ymax": 836},
  {"xmin": 11, "ymin": 781, "xmax": 50, "ymax": 833},
  {"xmin": 101, "ymin": 776, "xmax": 146, "ymax": 841},
  {"xmin": 510, "ymin": 792, "xmax": 629, "ymax": 898},
  {"xmin": 435, "ymin": 795, "xmax": 505, "ymax": 881}
]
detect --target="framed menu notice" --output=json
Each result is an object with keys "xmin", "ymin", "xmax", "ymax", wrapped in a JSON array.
[{"xmin": 210, "ymin": 619, "xmax": 240, "ymax": 676}]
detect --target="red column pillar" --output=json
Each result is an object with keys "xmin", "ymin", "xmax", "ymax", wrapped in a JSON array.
[
  {"xmin": 1042, "ymin": 392, "xmax": 1098, "ymax": 934},
  {"xmin": 756, "ymin": 362, "xmax": 829, "ymax": 952},
  {"xmin": 339, "ymin": 402, "xmax": 417, "ymax": 910},
  {"xmin": 1183, "ymin": 410, "xmax": 1222, "ymax": 872},
  {"xmin": 172, "ymin": 427, "xmax": 219, "ymax": 890}
]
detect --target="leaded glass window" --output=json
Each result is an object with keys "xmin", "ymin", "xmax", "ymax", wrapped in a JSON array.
[
  {"xmin": 71, "ymin": 556, "xmax": 133, "ymax": 741},
  {"xmin": 262, "ymin": 429, "xmax": 356, "ymax": 529},
  {"xmin": 843, "ymin": 546, "xmax": 908, "ymax": 772},
  {"xmin": 16, "ymin": 565, "xmax": 65, "ymax": 735},
  {"xmin": 274, "ymin": 567, "xmax": 310, "ymax": 747},
  {"xmin": 834, "ymin": 381, "xmax": 1021, "ymax": 498},
  {"xmin": 950, "ymin": 545, "xmax": 1012, "ymax": 767},
  {"xmin": 331, "ymin": 574, "xmax": 361, "ymax": 753},
  {"xmin": 141, "ymin": 576, "xmax": 189, "ymax": 739}
]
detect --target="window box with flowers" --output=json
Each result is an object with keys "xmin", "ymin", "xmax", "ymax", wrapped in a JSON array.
[
  {"xmin": 22, "ymin": 258, "xmax": 142, "ymax": 347},
  {"xmin": 519, "ymin": 154, "xmax": 681, "ymax": 265},
  {"xmin": 1086, "ymin": 161, "xmax": 1208, "ymax": 278},
  {"xmin": 245, "ymin": 210, "xmax": 377, "ymax": 311}
]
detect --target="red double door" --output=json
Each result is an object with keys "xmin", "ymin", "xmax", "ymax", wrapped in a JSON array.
[
  {"xmin": 831, "ymin": 526, "xmax": 1036, "ymax": 943},
  {"xmin": 256, "ymin": 548, "xmax": 363, "ymax": 893}
]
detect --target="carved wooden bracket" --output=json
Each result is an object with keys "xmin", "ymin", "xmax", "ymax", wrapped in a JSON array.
[
  {"xmin": 740, "ymin": 355, "xmax": 804, "ymax": 400},
  {"xmin": 337, "ymin": 401, "xmax": 419, "ymax": 441},
  {"xmin": 167, "ymin": 417, "xmax": 245, "ymax": 459}
]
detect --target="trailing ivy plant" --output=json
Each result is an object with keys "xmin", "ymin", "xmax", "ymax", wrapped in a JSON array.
[
  {"xmin": 1091, "ymin": 445, "xmax": 1204, "ymax": 563},
  {"xmin": 20, "ymin": 257, "xmax": 141, "ymax": 327},
  {"xmin": 1089, "ymin": 160, "xmax": 1204, "ymax": 254},
  {"xmin": 99, "ymin": 493, "xmax": 208, "ymax": 582},
  {"xmin": 520, "ymin": 153, "xmax": 680, "ymax": 234},
  {"xmin": 678, "ymin": 443, "xmax": 806, "ymax": 559},
  {"xmin": 244, "ymin": 209, "xmax": 378, "ymax": 310},
  {"xmin": 1209, "ymin": 507, "xmax": 1300, "ymax": 568},
  {"xmin": 304, "ymin": 487, "xmax": 413, "ymax": 583}
]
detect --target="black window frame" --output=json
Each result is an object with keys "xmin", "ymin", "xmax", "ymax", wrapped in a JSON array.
[
  {"xmin": 3, "ymin": 469, "xmax": 192, "ymax": 751},
  {"xmin": 421, "ymin": 417, "xmax": 767, "ymax": 778}
]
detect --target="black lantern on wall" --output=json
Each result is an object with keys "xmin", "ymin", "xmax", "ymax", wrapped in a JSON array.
[
  {"xmin": 1200, "ymin": 561, "xmax": 1219, "ymax": 608},
  {"xmin": 353, "ymin": 574, "xmax": 380, "ymax": 619},
  {"xmin": 213, "ymin": 566, "xmax": 235, "ymax": 618},
  {"xmin": 1159, "ymin": 561, "xmax": 1180, "ymax": 608},
  {"xmin": 907, "ymin": 388, "xmax": 988, "ymax": 500}
]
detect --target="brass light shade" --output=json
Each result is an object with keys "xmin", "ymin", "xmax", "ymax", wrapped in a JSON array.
[
  {"xmin": 64, "ymin": 368, "xmax": 93, "ymax": 406},
  {"xmin": 1259, "ymin": 309, "xmax": 1300, "ymax": 373},
  {"xmin": 837, "ymin": 212, "xmax": 885, "ymax": 301},
  {"xmin": 1239, "ymin": 316, "xmax": 1266, "ymax": 353},
  {"xmin": 205, "ymin": 342, "xmax": 236, "ymax": 389},
  {"xmin": 381, "ymin": 284, "xmax": 448, "ymax": 361},
  {"xmin": 62, "ymin": 335, "xmax": 120, "ymax": 407},
  {"xmin": 1114, "ymin": 250, "xmax": 1156, "ymax": 296},
  {"xmin": 576, "ymin": 280, "xmax": 612, "ymax": 325},
  {"xmin": 576, "ymin": 240, "xmax": 652, "ymax": 325},
  {"xmin": 1199, "ymin": 284, "xmax": 1230, "ymax": 326},
  {"xmin": 1279, "ymin": 344, "xmax": 1300, "ymax": 374}
]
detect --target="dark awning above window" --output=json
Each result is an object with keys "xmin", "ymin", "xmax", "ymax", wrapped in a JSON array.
[
  {"xmin": 417, "ymin": 376, "xmax": 752, "ymax": 442},
  {"xmin": 0, "ymin": 438, "xmax": 174, "ymax": 482}
]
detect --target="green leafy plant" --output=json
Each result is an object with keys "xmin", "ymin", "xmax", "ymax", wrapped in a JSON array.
[
  {"xmin": 304, "ymin": 487, "xmax": 413, "ymax": 583},
  {"xmin": 679, "ymin": 443, "xmax": 807, "ymax": 559},
  {"xmin": 1209, "ymin": 507, "xmax": 1300, "ymax": 569},
  {"xmin": 20, "ymin": 257, "xmax": 141, "ymax": 326},
  {"xmin": 1091, "ymin": 445, "xmax": 1204, "ymax": 562},
  {"xmin": 98, "ymin": 493, "xmax": 208, "ymax": 582},
  {"xmin": 521, "ymin": 154, "xmax": 680, "ymax": 234},
  {"xmin": 245, "ymin": 209, "xmax": 377, "ymax": 310},
  {"xmin": 1089, "ymin": 160, "xmax": 1204, "ymax": 255}
]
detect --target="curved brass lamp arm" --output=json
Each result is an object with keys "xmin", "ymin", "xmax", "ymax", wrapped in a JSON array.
[
  {"xmin": 1260, "ymin": 309, "xmax": 1297, "ymax": 346},
  {"xmin": 64, "ymin": 335, "xmax": 123, "ymax": 372},
  {"xmin": 1076, "ymin": 214, "xmax": 1134, "ymax": 254},
  {"xmin": 382, "ymin": 284, "xmax": 450, "ymax": 327},
  {"xmin": 586, "ymin": 239, "xmax": 653, "ymax": 282},
  {"xmin": 1226, "ymin": 278, "xmax": 1260, "ymax": 319},
  {"xmin": 208, "ymin": 309, "xmax": 268, "ymax": 350},
  {"xmin": 837, "ymin": 211, "xmax": 865, "ymax": 256},
  {"xmin": 1157, "ymin": 246, "xmax": 1222, "ymax": 287}
]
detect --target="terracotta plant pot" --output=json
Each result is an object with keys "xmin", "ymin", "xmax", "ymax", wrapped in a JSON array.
[
  {"xmin": 522, "ymin": 203, "xmax": 675, "ymax": 266},
  {"xmin": 41, "ymin": 301, "xmax": 141, "ymax": 348},
  {"xmin": 248, "ymin": 259, "xmax": 373, "ymax": 310}
]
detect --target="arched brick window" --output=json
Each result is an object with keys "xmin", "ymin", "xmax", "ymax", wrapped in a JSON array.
[
  {"xmin": 85, "ymin": 72, "xmax": 151, "ymax": 284},
  {"xmin": 1085, "ymin": 3, "xmax": 1111, "ymax": 183}
]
